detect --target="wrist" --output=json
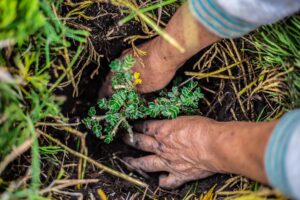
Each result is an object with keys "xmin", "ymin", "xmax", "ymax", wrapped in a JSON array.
[
  {"xmin": 213, "ymin": 121, "xmax": 277, "ymax": 182},
  {"xmin": 149, "ymin": 37, "xmax": 184, "ymax": 72},
  {"xmin": 149, "ymin": 3, "xmax": 220, "ymax": 72}
]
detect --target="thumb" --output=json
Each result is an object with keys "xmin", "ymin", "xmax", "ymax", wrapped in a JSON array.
[{"xmin": 159, "ymin": 174, "xmax": 186, "ymax": 189}]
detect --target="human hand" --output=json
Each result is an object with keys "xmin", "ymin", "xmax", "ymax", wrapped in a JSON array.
[
  {"xmin": 122, "ymin": 116, "xmax": 224, "ymax": 189},
  {"xmin": 98, "ymin": 3, "xmax": 220, "ymax": 98},
  {"xmin": 123, "ymin": 116, "xmax": 277, "ymax": 189},
  {"xmin": 98, "ymin": 38, "xmax": 181, "ymax": 98}
]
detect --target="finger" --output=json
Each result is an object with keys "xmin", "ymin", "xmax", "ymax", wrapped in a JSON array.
[
  {"xmin": 133, "ymin": 120, "xmax": 166, "ymax": 136},
  {"xmin": 123, "ymin": 133, "xmax": 161, "ymax": 154},
  {"xmin": 124, "ymin": 155, "xmax": 167, "ymax": 172},
  {"xmin": 159, "ymin": 174, "xmax": 186, "ymax": 189}
]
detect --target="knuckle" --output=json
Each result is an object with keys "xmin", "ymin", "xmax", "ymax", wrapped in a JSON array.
[
  {"xmin": 173, "ymin": 164, "xmax": 187, "ymax": 173},
  {"xmin": 124, "ymin": 157, "xmax": 133, "ymax": 164},
  {"xmin": 163, "ymin": 159, "xmax": 173, "ymax": 170},
  {"xmin": 157, "ymin": 126, "xmax": 169, "ymax": 137},
  {"xmin": 152, "ymin": 158, "xmax": 162, "ymax": 169},
  {"xmin": 132, "ymin": 158, "xmax": 144, "ymax": 169},
  {"xmin": 139, "ymin": 135, "xmax": 155, "ymax": 148},
  {"xmin": 157, "ymin": 142, "xmax": 166, "ymax": 153},
  {"xmin": 133, "ymin": 137, "xmax": 141, "ymax": 148}
]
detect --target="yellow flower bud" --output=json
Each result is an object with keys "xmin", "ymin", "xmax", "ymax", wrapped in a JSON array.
[
  {"xmin": 133, "ymin": 72, "xmax": 140, "ymax": 79},
  {"xmin": 134, "ymin": 78, "xmax": 142, "ymax": 85},
  {"xmin": 133, "ymin": 72, "xmax": 142, "ymax": 85}
]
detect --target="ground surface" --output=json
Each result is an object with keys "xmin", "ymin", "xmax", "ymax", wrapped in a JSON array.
[
  {"xmin": 50, "ymin": 2, "xmax": 274, "ymax": 199},
  {"xmin": 1, "ymin": 1, "xmax": 286, "ymax": 199}
]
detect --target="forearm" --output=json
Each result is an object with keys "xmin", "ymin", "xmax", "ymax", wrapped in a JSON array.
[
  {"xmin": 148, "ymin": 0, "xmax": 300, "ymax": 70},
  {"xmin": 149, "ymin": 3, "xmax": 220, "ymax": 69},
  {"xmin": 213, "ymin": 121, "xmax": 278, "ymax": 183},
  {"xmin": 211, "ymin": 111, "xmax": 300, "ymax": 199}
]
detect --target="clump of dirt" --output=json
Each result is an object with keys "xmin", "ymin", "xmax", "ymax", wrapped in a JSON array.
[{"xmin": 74, "ymin": 3, "xmax": 143, "ymax": 59}]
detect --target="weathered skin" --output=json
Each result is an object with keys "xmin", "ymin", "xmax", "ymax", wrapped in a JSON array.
[
  {"xmin": 99, "ymin": 4, "xmax": 219, "ymax": 97},
  {"xmin": 99, "ymin": 3, "xmax": 278, "ymax": 189},
  {"xmin": 122, "ymin": 116, "xmax": 277, "ymax": 188}
]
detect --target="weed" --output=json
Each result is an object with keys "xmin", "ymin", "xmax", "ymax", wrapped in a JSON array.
[
  {"xmin": 1, "ymin": 0, "xmax": 296, "ymax": 198},
  {"xmin": 0, "ymin": 0, "xmax": 88, "ymax": 198},
  {"xmin": 254, "ymin": 15, "xmax": 300, "ymax": 108},
  {"xmin": 0, "ymin": 0, "xmax": 45, "ymax": 46},
  {"xmin": 83, "ymin": 55, "xmax": 203, "ymax": 143}
]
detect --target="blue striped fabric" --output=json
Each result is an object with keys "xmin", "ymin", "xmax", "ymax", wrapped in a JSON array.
[
  {"xmin": 265, "ymin": 109, "xmax": 300, "ymax": 198},
  {"xmin": 188, "ymin": 0, "xmax": 259, "ymax": 38},
  {"xmin": 205, "ymin": 0, "xmax": 256, "ymax": 29}
]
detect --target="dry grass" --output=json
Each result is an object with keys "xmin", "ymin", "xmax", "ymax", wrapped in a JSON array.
[{"xmin": 0, "ymin": 1, "xmax": 295, "ymax": 199}]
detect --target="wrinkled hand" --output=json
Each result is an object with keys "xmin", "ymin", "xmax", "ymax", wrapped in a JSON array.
[
  {"xmin": 123, "ymin": 116, "xmax": 224, "ymax": 189},
  {"xmin": 98, "ymin": 2, "xmax": 220, "ymax": 98},
  {"xmin": 98, "ymin": 39, "xmax": 181, "ymax": 98}
]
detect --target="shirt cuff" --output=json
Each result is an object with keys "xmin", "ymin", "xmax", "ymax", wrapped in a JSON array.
[
  {"xmin": 265, "ymin": 109, "xmax": 300, "ymax": 199},
  {"xmin": 188, "ymin": 0, "xmax": 258, "ymax": 38}
]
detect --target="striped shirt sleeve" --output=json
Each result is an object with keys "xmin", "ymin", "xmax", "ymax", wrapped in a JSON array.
[
  {"xmin": 265, "ymin": 109, "xmax": 300, "ymax": 199},
  {"xmin": 188, "ymin": 0, "xmax": 300, "ymax": 38}
]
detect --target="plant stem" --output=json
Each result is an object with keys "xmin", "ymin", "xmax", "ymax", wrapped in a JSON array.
[
  {"xmin": 118, "ymin": 0, "xmax": 177, "ymax": 25},
  {"xmin": 111, "ymin": 117, "xmax": 126, "ymax": 137},
  {"xmin": 185, "ymin": 60, "xmax": 245, "ymax": 79},
  {"xmin": 112, "ymin": 0, "xmax": 185, "ymax": 53},
  {"xmin": 93, "ymin": 115, "xmax": 107, "ymax": 121},
  {"xmin": 0, "ymin": 139, "xmax": 33, "ymax": 175},
  {"xmin": 37, "ymin": 129, "xmax": 148, "ymax": 188},
  {"xmin": 124, "ymin": 120, "xmax": 134, "ymax": 143},
  {"xmin": 113, "ymin": 85, "xmax": 127, "ymax": 90}
]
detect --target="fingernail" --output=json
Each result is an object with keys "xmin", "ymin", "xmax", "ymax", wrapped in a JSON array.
[{"xmin": 122, "ymin": 134, "xmax": 133, "ymax": 144}]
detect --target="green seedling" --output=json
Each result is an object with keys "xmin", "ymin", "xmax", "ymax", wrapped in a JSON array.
[{"xmin": 83, "ymin": 55, "xmax": 203, "ymax": 143}]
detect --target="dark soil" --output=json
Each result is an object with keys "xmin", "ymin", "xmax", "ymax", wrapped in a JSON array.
[{"xmin": 41, "ymin": 1, "xmax": 264, "ymax": 199}]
